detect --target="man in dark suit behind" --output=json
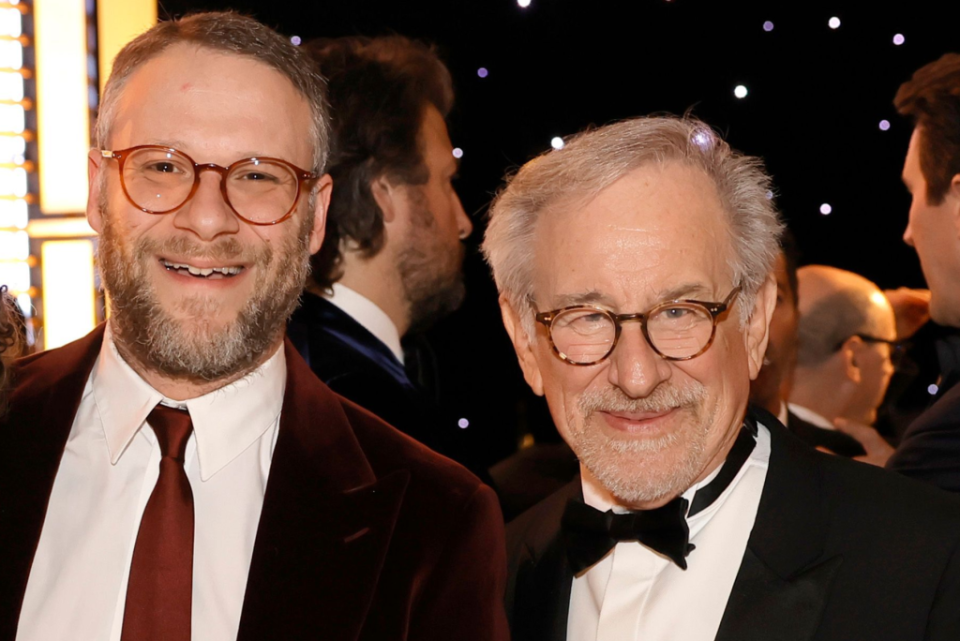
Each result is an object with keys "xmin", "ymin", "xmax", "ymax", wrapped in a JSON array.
[
  {"xmin": 287, "ymin": 36, "xmax": 482, "ymax": 473},
  {"xmin": 0, "ymin": 13, "xmax": 507, "ymax": 641},
  {"xmin": 482, "ymin": 115, "xmax": 960, "ymax": 640},
  {"xmin": 886, "ymin": 54, "xmax": 960, "ymax": 492}
]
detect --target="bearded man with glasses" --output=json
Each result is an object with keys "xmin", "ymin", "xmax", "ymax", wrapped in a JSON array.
[
  {"xmin": 484, "ymin": 116, "xmax": 960, "ymax": 641},
  {"xmin": 0, "ymin": 12, "xmax": 507, "ymax": 641}
]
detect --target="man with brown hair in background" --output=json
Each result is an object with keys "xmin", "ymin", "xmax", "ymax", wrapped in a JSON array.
[
  {"xmin": 288, "ymin": 36, "xmax": 481, "ymax": 471},
  {"xmin": 886, "ymin": 54, "xmax": 960, "ymax": 492}
]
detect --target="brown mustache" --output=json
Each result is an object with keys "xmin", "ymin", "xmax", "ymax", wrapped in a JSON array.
[{"xmin": 134, "ymin": 234, "xmax": 268, "ymax": 266}]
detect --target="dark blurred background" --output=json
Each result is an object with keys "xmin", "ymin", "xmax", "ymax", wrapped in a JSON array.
[{"xmin": 158, "ymin": 0, "xmax": 957, "ymax": 466}]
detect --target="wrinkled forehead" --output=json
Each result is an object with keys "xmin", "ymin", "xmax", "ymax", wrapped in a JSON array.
[{"xmin": 530, "ymin": 162, "xmax": 736, "ymax": 309}]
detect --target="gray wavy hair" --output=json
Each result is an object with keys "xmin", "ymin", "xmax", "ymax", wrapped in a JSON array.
[{"xmin": 482, "ymin": 115, "xmax": 783, "ymax": 336}]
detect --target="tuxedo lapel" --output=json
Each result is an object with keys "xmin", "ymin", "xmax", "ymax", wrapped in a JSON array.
[
  {"xmin": 717, "ymin": 409, "xmax": 842, "ymax": 641},
  {"xmin": 509, "ymin": 480, "xmax": 580, "ymax": 641},
  {"xmin": 0, "ymin": 325, "xmax": 105, "ymax": 638},
  {"xmin": 237, "ymin": 340, "xmax": 408, "ymax": 641}
]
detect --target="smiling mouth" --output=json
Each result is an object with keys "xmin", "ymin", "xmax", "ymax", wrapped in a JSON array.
[{"xmin": 161, "ymin": 259, "xmax": 244, "ymax": 279}]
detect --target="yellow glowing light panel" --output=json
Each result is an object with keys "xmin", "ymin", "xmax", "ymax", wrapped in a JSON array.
[
  {"xmin": 41, "ymin": 239, "xmax": 95, "ymax": 349},
  {"xmin": 97, "ymin": 0, "xmax": 157, "ymax": 95},
  {"xmin": 34, "ymin": 0, "xmax": 90, "ymax": 214}
]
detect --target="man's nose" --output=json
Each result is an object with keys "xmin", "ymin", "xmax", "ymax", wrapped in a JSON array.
[
  {"xmin": 172, "ymin": 170, "xmax": 241, "ymax": 241},
  {"xmin": 606, "ymin": 324, "xmax": 672, "ymax": 398},
  {"xmin": 453, "ymin": 192, "xmax": 473, "ymax": 240}
]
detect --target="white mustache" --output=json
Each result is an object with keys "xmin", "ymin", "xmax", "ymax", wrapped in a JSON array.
[{"xmin": 578, "ymin": 382, "xmax": 706, "ymax": 416}]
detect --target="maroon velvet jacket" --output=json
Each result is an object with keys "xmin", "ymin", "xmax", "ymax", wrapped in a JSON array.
[{"xmin": 0, "ymin": 325, "xmax": 509, "ymax": 641}]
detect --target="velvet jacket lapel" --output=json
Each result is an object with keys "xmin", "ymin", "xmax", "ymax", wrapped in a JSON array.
[
  {"xmin": 0, "ymin": 327, "xmax": 408, "ymax": 641},
  {"xmin": 509, "ymin": 411, "xmax": 842, "ymax": 641},
  {"xmin": 236, "ymin": 339, "xmax": 408, "ymax": 641},
  {"xmin": 0, "ymin": 324, "xmax": 106, "ymax": 639}
]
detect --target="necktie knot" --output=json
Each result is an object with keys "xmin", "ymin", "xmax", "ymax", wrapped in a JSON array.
[{"xmin": 147, "ymin": 405, "xmax": 193, "ymax": 463}]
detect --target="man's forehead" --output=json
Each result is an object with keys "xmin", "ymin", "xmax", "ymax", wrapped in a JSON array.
[
  {"xmin": 530, "ymin": 162, "xmax": 734, "ymax": 307},
  {"xmin": 108, "ymin": 43, "xmax": 313, "ymax": 162}
]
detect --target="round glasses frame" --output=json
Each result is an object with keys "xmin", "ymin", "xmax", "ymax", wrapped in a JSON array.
[
  {"xmin": 534, "ymin": 286, "xmax": 742, "ymax": 366},
  {"xmin": 100, "ymin": 145, "xmax": 319, "ymax": 226}
]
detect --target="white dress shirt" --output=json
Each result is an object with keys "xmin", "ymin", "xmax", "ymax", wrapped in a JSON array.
[
  {"xmin": 568, "ymin": 422, "xmax": 771, "ymax": 641},
  {"xmin": 323, "ymin": 282, "xmax": 405, "ymax": 364},
  {"xmin": 17, "ymin": 325, "xmax": 286, "ymax": 641},
  {"xmin": 788, "ymin": 402, "xmax": 837, "ymax": 431}
]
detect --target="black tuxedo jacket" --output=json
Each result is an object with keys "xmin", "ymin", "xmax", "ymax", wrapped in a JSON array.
[
  {"xmin": 786, "ymin": 410, "xmax": 866, "ymax": 458},
  {"xmin": 887, "ymin": 379, "xmax": 960, "ymax": 493},
  {"xmin": 288, "ymin": 292, "xmax": 485, "ymax": 476},
  {"xmin": 0, "ymin": 325, "xmax": 509, "ymax": 641},
  {"xmin": 506, "ymin": 410, "xmax": 960, "ymax": 641}
]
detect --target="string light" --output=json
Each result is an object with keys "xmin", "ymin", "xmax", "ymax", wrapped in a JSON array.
[
  {"xmin": 551, "ymin": 137, "xmax": 565, "ymax": 150},
  {"xmin": 893, "ymin": 33, "xmax": 905, "ymax": 45},
  {"xmin": 828, "ymin": 16, "xmax": 841, "ymax": 29},
  {"xmin": 763, "ymin": 21, "xmax": 774, "ymax": 32},
  {"xmin": 517, "ymin": 0, "xmax": 531, "ymax": 7},
  {"xmin": 477, "ymin": 67, "xmax": 489, "ymax": 78},
  {"xmin": 820, "ymin": 203, "xmax": 833, "ymax": 215},
  {"xmin": 452, "ymin": 147, "xmax": 463, "ymax": 159},
  {"xmin": 734, "ymin": 85, "xmax": 748, "ymax": 99},
  {"xmin": 879, "ymin": 120, "xmax": 891, "ymax": 131},
  {"xmin": 290, "ymin": 35, "xmax": 301, "ymax": 45}
]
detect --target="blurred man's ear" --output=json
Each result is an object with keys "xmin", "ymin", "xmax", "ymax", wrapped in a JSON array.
[
  {"xmin": 499, "ymin": 295, "xmax": 544, "ymax": 396},
  {"xmin": 840, "ymin": 336, "xmax": 864, "ymax": 385}
]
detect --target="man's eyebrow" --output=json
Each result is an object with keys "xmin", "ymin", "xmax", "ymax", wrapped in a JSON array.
[
  {"xmin": 552, "ymin": 291, "xmax": 611, "ymax": 307},
  {"xmin": 657, "ymin": 283, "xmax": 714, "ymax": 301}
]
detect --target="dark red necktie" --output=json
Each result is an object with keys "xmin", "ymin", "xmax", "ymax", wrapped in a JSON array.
[{"xmin": 121, "ymin": 405, "xmax": 195, "ymax": 641}]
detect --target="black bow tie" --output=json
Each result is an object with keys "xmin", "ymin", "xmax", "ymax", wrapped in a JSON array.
[{"xmin": 561, "ymin": 423, "xmax": 757, "ymax": 573}]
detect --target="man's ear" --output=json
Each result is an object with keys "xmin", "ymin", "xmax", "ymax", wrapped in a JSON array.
[
  {"xmin": 86, "ymin": 149, "xmax": 104, "ymax": 234},
  {"xmin": 745, "ymin": 275, "xmax": 777, "ymax": 380},
  {"xmin": 307, "ymin": 174, "xmax": 333, "ymax": 255},
  {"xmin": 499, "ymin": 295, "xmax": 545, "ymax": 396},
  {"xmin": 950, "ymin": 173, "xmax": 960, "ymax": 234},
  {"xmin": 839, "ymin": 336, "xmax": 864, "ymax": 385},
  {"xmin": 370, "ymin": 174, "xmax": 400, "ymax": 225}
]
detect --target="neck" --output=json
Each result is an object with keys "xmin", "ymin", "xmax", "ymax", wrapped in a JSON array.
[
  {"xmin": 788, "ymin": 366, "xmax": 853, "ymax": 424},
  {"xmin": 113, "ymin": 329, "xmax": 284, "ymax": 401},
  {"xmin": 330, "ymin": 249, "xmax": 411, "ymax": 337}
]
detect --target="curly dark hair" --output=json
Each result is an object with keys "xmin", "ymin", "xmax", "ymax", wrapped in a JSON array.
[
  {"xmin": 0, "ymin": 286, "xmax": 24, "ymax": 417},
  {"xmin": 895, "ymin": 53, "xmax": 960, "ymax": 205},
  {"xmin": 303, "ymin": 35, "xmax": 454, "ymax": 290}
]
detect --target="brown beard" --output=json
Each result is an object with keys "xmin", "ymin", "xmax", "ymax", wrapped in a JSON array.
[
  {"xmin": 396, "ymin": 191, "xmax": 466, "ymax": 334},
  {"xmin": 98, "ymin": 193, "xmax": 312, "ymax": 383}
]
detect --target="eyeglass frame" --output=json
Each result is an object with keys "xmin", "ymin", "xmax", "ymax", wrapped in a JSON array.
[
  {"xmin": 534, "ymin": 286, "xmax": 742, "ymax": 366},
  {"xmin": 99, "ymin": 145, "xmax": 319, "ymax": 226},
  {"xmin": 833, "ymin": 333, "xmax": 910, "ymax": 368}
]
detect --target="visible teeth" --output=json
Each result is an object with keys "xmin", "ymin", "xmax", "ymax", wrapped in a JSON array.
[{"xmin": 162, "ymin": 260, "xmax": 242, "ymax": 277}]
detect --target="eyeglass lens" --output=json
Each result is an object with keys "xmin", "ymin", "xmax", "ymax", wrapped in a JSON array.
[
  {"xmin": 550, "ymin": 305, "xmax": 715, "ymax": 364},
  {"xmin": 121, "ymin": 147, "xmax": 300, "ymax": 224}
]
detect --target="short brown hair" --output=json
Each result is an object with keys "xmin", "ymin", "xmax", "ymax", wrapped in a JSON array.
[
  {"xmin": 895, "ymin": 53, "xmax": 960, "ymax": 205},
  {"xmin": 97, "ymin": 11, "xmax": 330, "ymax": 173},
  {"xmin": 303, "ymin": 35, "xmax": 454, "ymax": 290}
]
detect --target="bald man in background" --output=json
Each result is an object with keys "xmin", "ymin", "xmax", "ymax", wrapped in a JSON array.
[{"xmin": 788, "ymin": 265, "xmax": 898, "ymax": 465}]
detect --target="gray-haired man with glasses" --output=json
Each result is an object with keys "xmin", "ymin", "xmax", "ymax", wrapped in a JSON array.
[{"xmin": 484, "ymin": 115, "xmax": 960, "ymax": 641}]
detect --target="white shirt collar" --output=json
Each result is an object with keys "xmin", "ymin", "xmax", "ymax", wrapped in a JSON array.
[
  {"xmin": 787, "ymin": 403, "xmax": 836, "ymax": 430},
  {"xmin": 322, "ymin": 283, "xmax": 405, "ymax": 364},
  {"xmin": 93, "ymin": 323, "xmax": 287, "ymax": 481}
]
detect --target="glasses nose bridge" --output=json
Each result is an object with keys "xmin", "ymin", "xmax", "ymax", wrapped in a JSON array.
[{"xmin": 193, "ymin": 162, "xmax": 232, "ymax": 202}]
